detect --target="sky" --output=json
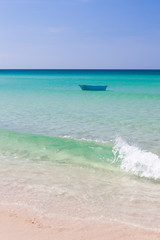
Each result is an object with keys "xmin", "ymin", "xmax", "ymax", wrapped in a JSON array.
[{"xmin": 0, "ymin": 0, "xmax": 160, "ymax": 69}]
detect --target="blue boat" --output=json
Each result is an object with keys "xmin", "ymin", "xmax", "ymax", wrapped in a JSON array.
[{"xmin": 79, "ymin": 85, "xmax": 107, "ymax": 91}]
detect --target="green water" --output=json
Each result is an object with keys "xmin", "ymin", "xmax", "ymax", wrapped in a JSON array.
[{"xmin": 0, "ymin": 129, "xmax": 114, "ymax": 168}]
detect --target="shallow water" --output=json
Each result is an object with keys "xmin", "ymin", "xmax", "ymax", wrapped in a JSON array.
[{"xmin": 0, "ymin": 70, "xmax": 160, "ymax": 230}]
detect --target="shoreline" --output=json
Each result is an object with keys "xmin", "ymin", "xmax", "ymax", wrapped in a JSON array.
[{"xmin": 0, "ymin": 209, "xmax": 160, "ymax": 240}]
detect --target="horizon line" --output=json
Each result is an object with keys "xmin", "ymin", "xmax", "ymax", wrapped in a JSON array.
[{"xmin": 0, "ymin": 69, "xmax": 160, "ymax": 70}]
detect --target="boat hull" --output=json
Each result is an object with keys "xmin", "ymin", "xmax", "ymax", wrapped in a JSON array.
[{"xmin": 79, "ymin": 85, "xmax": 107, "ymax": 91}]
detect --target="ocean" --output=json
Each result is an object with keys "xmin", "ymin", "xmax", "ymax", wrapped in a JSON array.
[{"xmin": 0, "ymin": 69, "xmax": 160, "ymax": 230}]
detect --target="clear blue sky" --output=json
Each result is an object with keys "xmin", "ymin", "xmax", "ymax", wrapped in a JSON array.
[{"xmin": 0, "ymin": 0, "xmax": 160, "ymax": 69}]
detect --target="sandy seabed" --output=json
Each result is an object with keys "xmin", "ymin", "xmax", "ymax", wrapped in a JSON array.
[{"xmin": 0, "ymin": 210, "xmax": 160, "ymax": 240}]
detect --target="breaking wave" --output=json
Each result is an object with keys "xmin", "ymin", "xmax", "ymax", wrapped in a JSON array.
[
  {"xmin": 0, "ymin": 128, "xmax": 160, "ymax": 180},
  {"xmin": 113, "ymin": 137, "xmax": 160, "ymax": 180}
]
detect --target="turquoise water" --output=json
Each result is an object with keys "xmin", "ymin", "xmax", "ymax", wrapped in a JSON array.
[
  {"xmin": 0, "ymin": 70, "xmax": 160, "ymax": 229},
  {"xmin": 0, "ymin": 70, "xmax": 160, "ymax": 151}
]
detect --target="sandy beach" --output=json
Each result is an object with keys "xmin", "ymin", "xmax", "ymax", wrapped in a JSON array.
[{"xmin": 0, "ymin": 209, "xmax": 160, "ymax": 240}]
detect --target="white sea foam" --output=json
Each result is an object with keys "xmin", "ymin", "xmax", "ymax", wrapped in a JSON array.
[
  {"xmin": 63, "ymin": 135, "xmax": 108, "ymax": 143},
  {"xmin": 113, "ymin": 137, "xmax": 160, "ymax": 180}
]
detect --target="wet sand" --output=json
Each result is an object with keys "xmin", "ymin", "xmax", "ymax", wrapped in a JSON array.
[{"xmin": 0, "ymin": 210, "xmax": 159, "ymax": 240}]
